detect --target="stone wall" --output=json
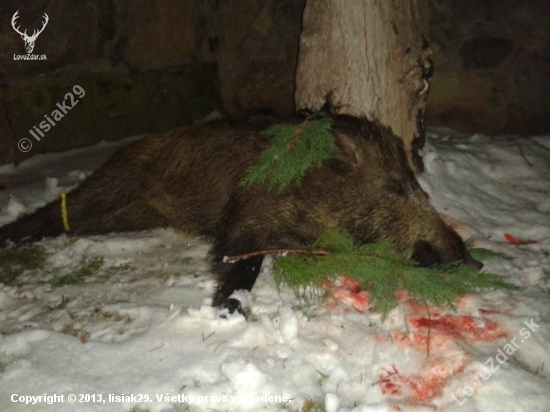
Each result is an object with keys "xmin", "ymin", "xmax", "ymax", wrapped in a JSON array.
[
  {"xmin": 426, "ymin": 0, "xmax": 550, "ymax": 135},
  {"xmin": 0, "ymin": 0, "xmax": 305, "ymax": 165},
  {"xmin": 1, "ymin": 0, "xmax": 548, "ymax": 165},
  {"xmin": 0, "ymin": 0, "xmax": 222, "ymax": 165},
  {"xmin": 215, "ymin": 0, "xmax": 304, "ymax": 117}
]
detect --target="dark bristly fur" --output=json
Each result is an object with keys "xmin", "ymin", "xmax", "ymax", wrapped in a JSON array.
[{"xmin": 0, "ymin": 115, "xmax": 482, "ymax": 313}]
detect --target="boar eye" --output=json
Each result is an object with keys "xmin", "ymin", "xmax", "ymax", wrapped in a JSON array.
[
  {"xmin": 384, "ymin": 179, "xmax": 407, "ymax": 197},
  {"xmin": 411, "ymin": 240, "xmax": 441, "ymax": 267}
]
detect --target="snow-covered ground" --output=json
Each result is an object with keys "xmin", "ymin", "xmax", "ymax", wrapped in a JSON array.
[{"xmin": 0, "ymin": 126, "xmax": 549, "ymax": 412}]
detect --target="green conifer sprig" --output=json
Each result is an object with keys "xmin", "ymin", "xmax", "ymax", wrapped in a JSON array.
[
  {"xmin": 273, "ymin": 229, "xmax": 518, "ymax": 319},
  {"xmin": 239, "ymin": 113, "xmax": 336, "ymax": 192}
]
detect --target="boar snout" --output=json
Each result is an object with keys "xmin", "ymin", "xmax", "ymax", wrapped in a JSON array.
[{"xmin": 411, "ymin": 229, "xmax": 483, "ymax": 270}]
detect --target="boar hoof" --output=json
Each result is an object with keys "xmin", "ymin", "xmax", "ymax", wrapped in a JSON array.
[{"xmin": 219, "ymin": 298, "xmax": 251, "ymax": 319}]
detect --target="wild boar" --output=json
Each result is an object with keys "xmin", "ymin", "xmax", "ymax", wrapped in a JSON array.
[{"xmin": 0, "ymin": 115, "xmax": 481, "ymax": 313}]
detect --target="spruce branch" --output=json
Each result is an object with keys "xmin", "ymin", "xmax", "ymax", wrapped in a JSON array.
[
  {"xmin": 239, "ymin": 112, "xmax": 336, "ymax": 192},
  {"xmin": 273, "ymin": 229, "xmax": 519, "ymax": 319}
]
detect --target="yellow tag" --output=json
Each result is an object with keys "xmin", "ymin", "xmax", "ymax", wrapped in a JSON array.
[{"xmin": 61, "ymin": 193, "xmax": 70, "ymax": 232}]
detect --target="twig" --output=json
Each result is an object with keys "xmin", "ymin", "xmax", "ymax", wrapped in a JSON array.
[
  {"xmin": 206, "ymin": 339, "xmax": 227, "ymax": 352},
  {"xmin": 224, "ymin": 248, "xmax": 330, "ymax": 263},
  {"xmin": 372, "ymin": 370, "xmax": 398, "ymax": 387},
  {"xmin": 202, "ymin": 331, "xmax": 215, "ymax": 341},
  {"xmin": 283, "ymin": 115, "xmax": 311, "ymax": 153},
  {"xmin": 514, "ymin": 141, "xmax": 533, "ymax": 167},
  {"xmin": 147, "ymin": 343, "xmax": 165, "ymax": 353},
  {"xmin": 424, "ymin": 302, "xmax": 431, "ymax": 358}
]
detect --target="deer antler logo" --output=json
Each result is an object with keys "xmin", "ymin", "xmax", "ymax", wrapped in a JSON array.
[{"xmin": 11, "ymin": 10, "xmax": 49, "ymax": 54}]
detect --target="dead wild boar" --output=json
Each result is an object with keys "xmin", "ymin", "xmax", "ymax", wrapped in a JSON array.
[{"xmin": 0, "ymin": 115, "xmax": 481, "ymax": 313}]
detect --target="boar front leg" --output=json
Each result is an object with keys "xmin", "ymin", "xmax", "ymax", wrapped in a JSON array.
[{"xmin": 211, "ymin": 254, "xmax": 264, "ymax": 315}]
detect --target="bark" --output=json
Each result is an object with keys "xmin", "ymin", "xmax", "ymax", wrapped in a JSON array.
[{"xmin": 295, "ymin": 0, "xmax": 431, "ymax": 171}]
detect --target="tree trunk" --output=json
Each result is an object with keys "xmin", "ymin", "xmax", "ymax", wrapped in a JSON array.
[{"xmin": 295, "ymin": 0, "xmax": 431, "ymax": 171}]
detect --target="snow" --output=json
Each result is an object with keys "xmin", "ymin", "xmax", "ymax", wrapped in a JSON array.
[{"xmin": 0, "ymin": 127, "xmax": 549, "ymax": 411}]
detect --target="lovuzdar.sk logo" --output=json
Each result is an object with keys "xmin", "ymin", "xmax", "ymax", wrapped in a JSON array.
[{"xmin": 12, "ymin": 10, "xmax": 48, "ymax": 61}]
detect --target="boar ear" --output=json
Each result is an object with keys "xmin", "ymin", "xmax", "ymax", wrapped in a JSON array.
[{"xmin": 331, "ymin": 132, "xmax": 365, "ymax": 174}]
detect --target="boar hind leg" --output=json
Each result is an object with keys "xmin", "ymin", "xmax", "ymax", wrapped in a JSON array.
[
  {"xmin": 69, "ymin": 200, "xmax": 169, "ymax": 236},
  {"xmin": 0, "ymin": 189, "xmax": 168, "ymax": 247}
]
